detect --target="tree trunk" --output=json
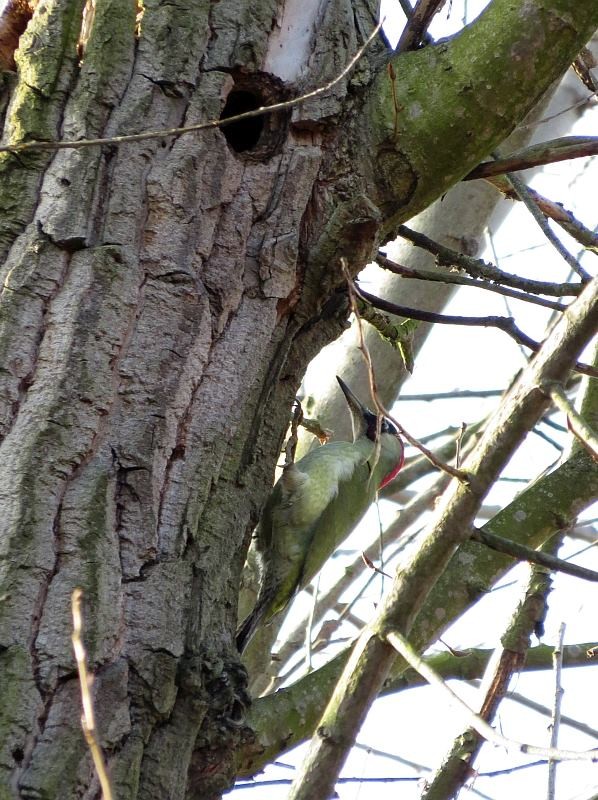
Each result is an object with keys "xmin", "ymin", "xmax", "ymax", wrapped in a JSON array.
[{"xmin": 1, "ymin": 0, "xmax": 597, "ymax": 798}]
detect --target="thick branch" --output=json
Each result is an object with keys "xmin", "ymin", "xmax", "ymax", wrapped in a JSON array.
[
  {"xmin": 421, "ymin": 537, "xmax": 560, "ymax": 800},
  {"xmin": 364, "ymin": 1, "xmax": 598, "ymax": 228},
  {"xmin": 237, "ymin": 448, "xmax": 598, "ymax": 777},
  {"xmin": 288, "ymin": 278, "xmax": 598, "ymax": 799}
]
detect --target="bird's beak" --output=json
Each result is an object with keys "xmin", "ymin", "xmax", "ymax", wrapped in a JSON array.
[{"xmin": 336, "ymin": 375, "xmax": 368, "ymax": 440}]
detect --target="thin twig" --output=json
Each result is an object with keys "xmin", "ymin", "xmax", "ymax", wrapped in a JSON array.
[
  {"xmin": 390, "ymin": 420, "xmax": 470, "ymax": 482},
  {"xmin": 71, "ymin": 589, "xmax": 113, "ymax": 800},
  {"xmin": 531, "ymin": 425, "xmax": 564, "ymax": 453},
  {"xmin": 421, "ymin": 542, "xmax": 559, "ymax": 800},
  {"xmin": 399, "ymin": 389, "xmax": 504, "ymax": 401},
  {"xmin": 465, "ymin": 136, "xmax": 598, "ymax": 181},
  {"xmin": 547, "ymin": 623, "xmax": 566, "ymax": 800},
  {"xmin": 486, "ymin": 179, "xmax": 598, "ymax": 254},
  {"xmin": 500, "ymin": 168, "xmax": 590, "ymax": 281},
  {"xmin": 472, "ymin": 529, "xmax": 598, "ymax": 583},
  {"xmin": 397, "ymin": 225, "xmax": 583, "ymax": 297},
  {"xmin": 377, "ymin": 253, "xmax": 568, "ymax": 311},
  {"xmin": 305, "ymin": 574, "xmax": 320, "ymax": 673},
  {"xmin": 356, "ymin": 285, "xmax": 598, "ymax": 379},
  {"xmin": 347, "ymin": 259, "xmax": 466, "ymax": 483},
  {"xmin": 517, "ymin": 97, "xmax": 597, "ymax": 132},
  {"xmin": 0, "ymin": 22, "xmax": 382, "ymax": 154},
  {"xmin": 487, "ymin": 229, "xmax": 533, "ymax": 366},
  {"xmin": 508, "ymin": 689, "xmax": 598, "ymax": 742},
  {"xmin": 386, "ymin": 630, "xmax": 598, "ymax": 763}
]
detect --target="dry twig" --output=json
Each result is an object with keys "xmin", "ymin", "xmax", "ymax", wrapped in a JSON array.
[
  {"xmin": 387, "ymin": 630, "xmax": 598, "ymax": 763},
  {"xmin": 71, "ymin": 588, "xmax": 113, "ymax": 800},
  {"xmin": 0, "ymin": 23, "xmax": 382, "ymax": 154},
  {"xmin": 377, "ymin": 253, "xmax": 568, "ymax": 311},
  {"xmin": 547, "ymin": 623, "xmax": 566, "ymax": 800},
  {"xmin": 499, "ymin": 168, "xmax": 589, "ymax": 281},
  {"xmin": 397, "ymin": 225, "xmax": 583, "ymax": 297}
]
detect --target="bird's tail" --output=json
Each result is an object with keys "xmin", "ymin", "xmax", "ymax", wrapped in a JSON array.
[
  {"xmin": 236, "ymin": 589, "xmax": 274, "ymax": 654},
  {"xmin": 235, "ymin": 611, "xmax": 258, "ymax": 654}
]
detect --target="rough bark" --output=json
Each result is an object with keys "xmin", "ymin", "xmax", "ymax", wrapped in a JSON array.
[{"xmin": 0, "ymin": 1, "xmax": 597, "ymax": 798}]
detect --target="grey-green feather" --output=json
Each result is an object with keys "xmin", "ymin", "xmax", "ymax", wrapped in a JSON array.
[{"xmin": 236, "ymin": 401, "xmax": 404, "ymax": 653}]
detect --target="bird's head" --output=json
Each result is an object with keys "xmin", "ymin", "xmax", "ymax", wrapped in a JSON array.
[{"xmin": 336, "ymin": 376, "xmax": 399, "ymax": 443}]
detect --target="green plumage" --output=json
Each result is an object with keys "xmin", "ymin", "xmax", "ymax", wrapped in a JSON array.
[{"xmin": 236, "ymin": 378, "xmax": 404, "ymax": 653}]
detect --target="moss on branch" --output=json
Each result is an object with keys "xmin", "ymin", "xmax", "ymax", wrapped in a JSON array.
[{"xmin": 365, "ymin": 0, "xmax": 598, "ymax": 231}]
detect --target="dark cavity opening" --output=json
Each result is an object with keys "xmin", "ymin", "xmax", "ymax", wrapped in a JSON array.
[{"xmin": 220, "ymin": 90, "xmax": 264, "ymax": 152}]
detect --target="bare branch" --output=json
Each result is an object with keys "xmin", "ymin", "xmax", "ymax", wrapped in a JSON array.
[
  {"xmin": 397, "ymin": 0, "xmax": 448, "ymax": 51},
  {"xmin": 487, "ymin": 179, "xmax": 598, "ymax": 254},
  {"xmin": 499, "ymin": 168, "xmax": 590, "ymax": 281},
  {"xmin": 397, "ymin": 225, "xmax": 583, "ymax": 297},
  {"xmin": 472, "ymin": 528, "xmax": 598, "ymax": 583},
  {"xmin": 508, "ymin": 689, "xmax": 598, "ymax": 742},
  {"xmin": 547, "ymin": 623, "xmax": 567, "ymax": 800},
  {"xmin": 377, "ymin": 253, "xmax": 568, "ymax": 311},
  {"xmin": 399, "ymin": 389, "xmax": 504, "ymax": 401},
  {"xmin": 421, "ymin": 536, "xmax": 559, "ymax": 800},
  {"xmin": 387, "ymin": 631, "xmax": 598, "ymax": 763},
  {"xmin": 465, "ymin": 136, "xmax": 598, "ymax": 180},
  {"xmin": 356, "ymin": 285, "xmax": 598, "ymax": 379},
  {"xmin": 543, "ymin": 382, "xmax": 598, "ymax": 460},
  {"xmin": 518, "ymin": 96, "xmax": 597, "ymax": 132}
]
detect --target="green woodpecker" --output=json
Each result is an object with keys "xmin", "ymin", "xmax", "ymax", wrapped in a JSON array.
[{"xmin": 236, "ymin": 376, "xmax": 404, "ymax": 653}]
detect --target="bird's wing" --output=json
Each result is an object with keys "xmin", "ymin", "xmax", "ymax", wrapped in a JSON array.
[
  {"xmin": 277, "ymin": 440, "xmax": 374, "ymax": 530},
  {"xmin": 288, "ymin": 441, "xmax": 377, "ymax": 587}
]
